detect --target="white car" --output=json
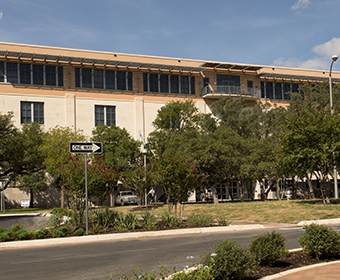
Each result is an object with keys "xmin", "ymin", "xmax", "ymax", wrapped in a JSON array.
[{"xmin": 115, "ymin": 191, "xmax": 138, "ymax": 206}]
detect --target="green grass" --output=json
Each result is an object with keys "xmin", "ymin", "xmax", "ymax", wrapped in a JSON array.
[{"xmin": 1, "ymin": 199, "xmax": 340, "ymax": 225}]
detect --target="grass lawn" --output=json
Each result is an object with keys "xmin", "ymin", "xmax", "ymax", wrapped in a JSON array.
[{"xmin": 1, "ymin": 199, "xmax": 339, "ymax": 224}]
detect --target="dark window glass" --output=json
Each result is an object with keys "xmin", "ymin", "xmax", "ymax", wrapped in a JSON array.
[
  {"xmin": 181, "ymin": 76, "xmax": 189, "ymax": 94},
  {"xmin": 266, "ymin": 82, "xmax": 273, "ymax": 99},
  {"xmin": 95, "ymin": 105, "xmax": 104, "ymax": 126},
  {"xmin": 217, "ymin": 74, "xmax": 240, "ymax": 86},
  {"xmin": 7, "ymin": 62, "xmax": 18, "ymax": 83},
  {"xmin": 117, "ymin": 71, "xmax": 126, "ymax": 90},
  {"xmin": 160, "ymin": 74, "xmax": 169, "ymax": 93},
  {"xmin": 284, "ymin": 83, "xmax": 291, "ymax": 100},
  {"xmin": 0, "ymin": 62, "xmax": 4, "ymax": 82},
  {"xmin": 149, "ymin": 74, "xmax": 158, "ymax": 92},
  {"xmin": 171, "ymin": 75, "xmax": 179, "ymax": 93},
  {"xmin": 75, "ymin": 68, "xmax": 80, "ymax": 87},
  {"xmin": 46, "ymin": 65, "xmax": 56, "ymax": 86},
  {"xmin": 20, "ymin": 101, "xmax": 44, "ymax": 124},
  {"xmin": 33, "ymin": 64, "xmax": 43, "ymax": 85},
  {"xmin": 95, "ymin": 105, "xmax": 116, "ymax": 126},
  {"xmin": 127, "ymin": 72, "xmax": 132, "ymax": 91},
  {"xmin": 94, "ymin": 69, "xmax": 103, "ymax": 89},
  {"xmin": 20, "ymin": 64, "xmax": 31, "ymax": 84},
  {"xmin": 82, "ymin": 68, "xmax": 92, "ymax": 88},
  {"xmin": 105, "ymin": 70, "xmax": 115, "ymax": 89},
  {"xmin": 143, "ymin": 73, "xmax": 148, "ymax": 92},
  {"xmin": 33, "ymin": 102, "xmax": 44, "ymax": 123},
  {"xmin": 274, "ymin": 83, "xmax": 282, "ymax": 99},
  {"xmin": 190, "ymin": 77, "xmax": 195, "ymax": 94},
  {"xmin": 261, "ymin": 82, "xmax": 265, "ymax": 98},
  {"xmin": 57, "ymin": 66, "xmax": 63, "ymax": 86},
  {"xmin": 292, "ymin": 84, "xmax": 299, "ymax": 93}
]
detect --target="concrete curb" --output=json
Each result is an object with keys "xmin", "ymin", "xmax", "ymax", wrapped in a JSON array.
[
  {"xmin": 297, "ymin": 218, "xmax": 340, "ymax": 226},
  {"xmin": 0, "ymin": 213, "xmax": 42, "ymax": 217},
  {"xmin": 0, "ymin": 224, "xmax": 265, "ymax": 249}
]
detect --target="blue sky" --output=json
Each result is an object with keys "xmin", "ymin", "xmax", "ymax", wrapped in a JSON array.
[{"xmin": 0, "ymin": 0, "xmax": 340, "ymax": 70}]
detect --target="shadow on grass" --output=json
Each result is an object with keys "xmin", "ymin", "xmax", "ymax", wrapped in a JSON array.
[{"xmin": 295, "ymin": 199, "xmax": 340, "ymax": 205}]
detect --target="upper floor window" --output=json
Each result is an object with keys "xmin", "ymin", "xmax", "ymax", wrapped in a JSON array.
[
  {"xmin": 0, "ymin": 62, "xmax": 63, "ymax": 87},
  {"xmin": 143, "ymin": 73, "xmax": 195, "ymax": 95},
  {"xmin": 95, "ymin": 105, "xmax": 116, "ymax": 126},
  {"xmin": 75, "ymin": 68, "xmax": 132, "ymax": 91},
  {"xmin": 20, "ymin": 101, "xmax": 44, "ymax": 124},
  {"xmin": 261, "ymin": 82, "xmax": 302, "ymax": 100}
]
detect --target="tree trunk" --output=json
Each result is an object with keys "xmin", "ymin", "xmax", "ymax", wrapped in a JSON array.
[
  {"xmin": 29, "ymin": 188, "xmax": 34, "ymax": 208},
  {"xmin": 306, "ymin": 173, "xmax": 315, "ymax": 199},
  {"xmin": 212, "ymin": 183, "xmax": 219, "ymax": 204},
  {"xmin": 239, "ymin": 181, "xmax": 244, "ymax": 202}
]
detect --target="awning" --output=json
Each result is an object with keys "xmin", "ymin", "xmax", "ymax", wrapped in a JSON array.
[
  {"xmin": 200, "ymin": 62, "xmax": 262, "ymax": 71},
  {"xmin": 259, "ymin": 72, "xmax": 340, "ymax": 83}
]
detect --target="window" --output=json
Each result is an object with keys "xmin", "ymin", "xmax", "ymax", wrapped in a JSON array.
[
  {"xmin": 143, "ymin": 73, "xmax": 195, "ymax": 95},
  {"xmin": 95, "ymin": 105, "xmax": 116, "ymax": 126},
  {"xmin": 0, "ymin": 61, "xmax": 63, "ymax": 86},
  {"xmin": 75, "ymin": 68, "xmax": 132, "ymax": 91},
  {"xmin": 20, "ymin": 101, "xmax": 44, "ymax": 124}
]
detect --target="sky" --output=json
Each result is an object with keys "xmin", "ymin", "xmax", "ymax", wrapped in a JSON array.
[{"xmin": 0, "ymin": 0, "xmax": 340, "ymax": 71}]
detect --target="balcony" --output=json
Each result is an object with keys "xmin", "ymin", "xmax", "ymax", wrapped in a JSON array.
[{"xmin": 202, "ymin": 85, "xmax": 261, "ymax": 100}]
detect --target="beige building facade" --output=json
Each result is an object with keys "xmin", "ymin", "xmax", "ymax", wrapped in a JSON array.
[{"xmin": 1, "ymin": 42, "xmax": 339, "ymax": 207}]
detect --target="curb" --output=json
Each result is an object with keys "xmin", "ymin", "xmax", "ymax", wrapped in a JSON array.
[
  {"xmin": 0, "ymin": 213, "xmax": 42, "ymax": 217},
  {"xmin": 0, "ymin": 224, "xmax": 264, "ymax": 249},
  {"xmin": 297, "ymin": 218, "xmax": 340, "ymax": 226}
]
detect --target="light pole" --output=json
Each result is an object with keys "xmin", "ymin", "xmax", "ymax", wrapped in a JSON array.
[
  {"xmin": 139, "ymin": 131, "xmax": 148, "ymax": 205},
  {"xmin": 329, "ymin": 54, "xmax": 338, "ymax": 199}
]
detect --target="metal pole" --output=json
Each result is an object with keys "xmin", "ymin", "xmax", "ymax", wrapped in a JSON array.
[
  {"xmin": 330, "ymin": 55, "xmax": 339, "ymax": 199},
  {"xmin": 144, "ymin": 154, "xmax": 147, "ymax": 205},
  {"xmin": 85, "ymin": 153, "xmax": 88, "ymax": 235},
  {"xmin": 1, "ymin": 181, "xmax": 4, "ymax": 213}
]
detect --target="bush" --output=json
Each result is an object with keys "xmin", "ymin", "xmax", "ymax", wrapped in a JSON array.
[
  {"xmin": 201, "ymin": 240, "xmax": 256, "ymax": 279},
  {"xmin": 10, "ymin": 224, "xmax": 24, "ymax": 238},
  {"xmin": 298, "ymin": 223, "xmax": 340, "ymax": 259},
  {"xmin": 249, "ymin": 231, "xmax": 289, "ymax": 266},
  {"xmin": 91, "ymin": 208, "xmax": 119, "ymax": 228},
  {"xmin": 161, "ymin": 211, "xmax": 182, "ymax": 228},
  {"xmin": 187, "ymin": 214, "xmax": 213, "ymax": 227},
  {"xmin": 17, "ymin": 229, "xmax": 30, "ymax": 240},
  {"xmin": 48, "ymin": 208, "xmax": 69, "ymax": 229},
  {"xmin": 0, "ymin": 229, "xmax": 12, "ymax": 242},
  {"xmin": 124, "ymin": 213, "xmax": 138, "ymax": 230},
  {"xmin": 33, "ymin": 228, "xmax": 49, "ymax": 239},
  {"xmin": 74, "ymin": 228, "xmax": 85, "ymax": 236},
  {"xmin": 141, "ymin": 211, "xmax": 158, "ymax": 230},
  {"xmin": 53, "ymin": 226, "xmax": 69, "ymax": 238}
]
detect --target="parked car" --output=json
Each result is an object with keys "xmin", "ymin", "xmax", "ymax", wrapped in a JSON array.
[
  {"xmin": 115, "ymin": 190, "xmax": 138, "ymax": 206},
  {"xmin": 283, "ymin": 187, "xmax": 308, "ymax": 199}
]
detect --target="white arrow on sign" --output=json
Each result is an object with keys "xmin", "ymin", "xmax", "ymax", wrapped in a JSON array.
[{"xmin": 70, "ymin": 142, "xmax": 103, "ymax": 154}]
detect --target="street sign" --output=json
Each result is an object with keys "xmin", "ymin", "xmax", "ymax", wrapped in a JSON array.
[{"xmin": 69, "ymin": 142, "xmax": 103, "ymax": 154}]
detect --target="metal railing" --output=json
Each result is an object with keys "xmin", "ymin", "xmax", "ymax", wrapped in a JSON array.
[{"xmin": 202, "ymin": 85, "xmax": 261, "ymax": 98}]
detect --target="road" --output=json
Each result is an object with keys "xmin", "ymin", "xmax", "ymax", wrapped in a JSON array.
[
  {"xmin": 0, "ymin": 226, "xmax": 308, "ymax": 280},
  {"xmin": 0, "ymin": 215, "xmax": 49, "ymax": 230}
]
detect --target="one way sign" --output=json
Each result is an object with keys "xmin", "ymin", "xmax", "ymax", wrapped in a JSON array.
[{"xmin": 70, "ymin": 142, "xmax": 103, "ymax": 154}]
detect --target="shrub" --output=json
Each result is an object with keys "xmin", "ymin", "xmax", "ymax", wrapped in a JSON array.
[
  {"xmin": 53, "ymin": 226, "xmax": 69, "ymax": 238},
  {"xmin": 298, "ymin": 223, "xmax": 340, "ymax": 259},
  {"xmin": 74, "ymin": 228, "xmax": 85, "ymax": 236},
  {"xmin": 10, "ymin": 224, "xmax": 24, "ymax": 237},
  {"xmin": 201, "ymin": 240, "xmax": 256, "ymax": 279},
  {"xmin": 17, "ymin": 229, "xmax": 31, "ymax": 240},
  {"xmin": 141, "ymin": 211, "xmax": 158, "ymax": 230},
  {"xmin": 124, "ymin": 213, "xmax": 138, "ymax": 230},
  {"xmin": 217, "ymin": 216, "xmax": 230, "ymax": 226},
  {"xmin": 91, "ymin": 208, "xmax": 119, "ymax": 228},
  {"xmin": 249, "ymin": 231, "xmax": 289, "ymax": 266},
  {"xmin": 161, "ymin": 211, "xmax": 182, "ymax": 228},
  {"xmin": 48, "ymin": 208, "xmax": 69, "ymax": 229},
  {"xmin": 187, "ymin": 213, "xmax": 213, "ymax": 227},
  {"xmin": 33, "ymin": 228, "xmax": 49, "ymax": 239},
  {"xmin": 0, "ymin": 229, "xmax": 12, "ymax": 242}
]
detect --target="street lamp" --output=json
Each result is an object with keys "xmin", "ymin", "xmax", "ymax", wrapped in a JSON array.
[
  {"xmin": 139, "ymin": 131, "xmax": 148, "ymax": 205},
  {"xmin": 329, "ymin": 54, "xmax": 338, "ymax": 199}
]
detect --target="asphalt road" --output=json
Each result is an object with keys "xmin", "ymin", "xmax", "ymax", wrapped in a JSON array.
[
  {"xmin": 0, "ymin": 226, "xmax": 307, "ymax": 280},
  {"xmin": 0, "ymin": 215, "xmax": 50, "ymax": 230}
]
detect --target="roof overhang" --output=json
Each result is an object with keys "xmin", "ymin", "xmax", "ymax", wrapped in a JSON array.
[
  {"xmin": 259, "ymin": 72, "xmax": 340, "ymax": 83},
  {"xmin": 0, "ymin": 50, "xmax": 206, "ymax": 73},
  {"xmin": 200, "ymin": 62, "xmax": 262, "ymax": 72}
]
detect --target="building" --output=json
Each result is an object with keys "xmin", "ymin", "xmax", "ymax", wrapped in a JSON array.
[{"xmin": 0, "ymin": 41, "xmax": 339, "ymax": 206}]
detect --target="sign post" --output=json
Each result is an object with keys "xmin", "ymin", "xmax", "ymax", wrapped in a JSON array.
[{"xmin": 69, "ymin": 142, "xmax": 103, "ymax": 235}]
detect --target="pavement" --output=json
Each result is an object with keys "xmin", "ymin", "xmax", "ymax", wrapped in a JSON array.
[{"xmin": 1, "ymin": 214, "xmax": 340, "ymax": 279}]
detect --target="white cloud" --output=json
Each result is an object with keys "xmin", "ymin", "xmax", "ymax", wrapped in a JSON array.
[
  {"xmin": 291, "ymin": 0, "xmax": 312, "ymax": 11},
  {"xmin": 0, "ymin": 11, "xmax": 3, "ymax": 21},
  {"xmin": 274, "ymin": 57, "xmax": 329, "ymax": 70},
  {"xmin": 312, "ymin": 37, "xmax": 340, "ymax": 57}
]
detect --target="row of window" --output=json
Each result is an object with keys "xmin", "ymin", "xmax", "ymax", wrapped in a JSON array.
[
  {"xmin": 261, "ymin": 82, "xmax": 301, "ymax": 100},
  {"xmin": 20, "ymin": 101, "xmax": 116, "ymax": 126},
  {"xmin": 143, "ymin": 73, "xmax": 195, "ymax": 95},
  {"xmin": 0, "ymin": 62, "xmax": 63, "ymax": 86},
  {"xmin": 75, "ymin": 68, "xmax": 132, "ymax": 91}
]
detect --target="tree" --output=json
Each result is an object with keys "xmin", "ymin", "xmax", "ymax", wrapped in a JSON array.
[
  {"xmin": 153, "ymin": 154, "xmax": 203, "ymax": 216},
  {"xmin": 0, "ymin": 112, "xmax": 46, "ymax": 206},
  {"xmin": 59, "ymin": 155, "xmax": 120, "ymax": 223},
  {"xmin": 91, "ymin": 125, "xmax": 141, "ymax": 168}
]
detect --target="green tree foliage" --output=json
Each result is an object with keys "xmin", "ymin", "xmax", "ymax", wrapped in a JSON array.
[
  {"xmin": 59, "ymin": 155, "xmax": 120, "ymax": 223},
  {"xmin": 152, "ymin": 154, "xmax": 203, "ymax": 216},
  {"xmin": 91, "ymin": 125, "xmax": 141, "ymax": 168}
]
